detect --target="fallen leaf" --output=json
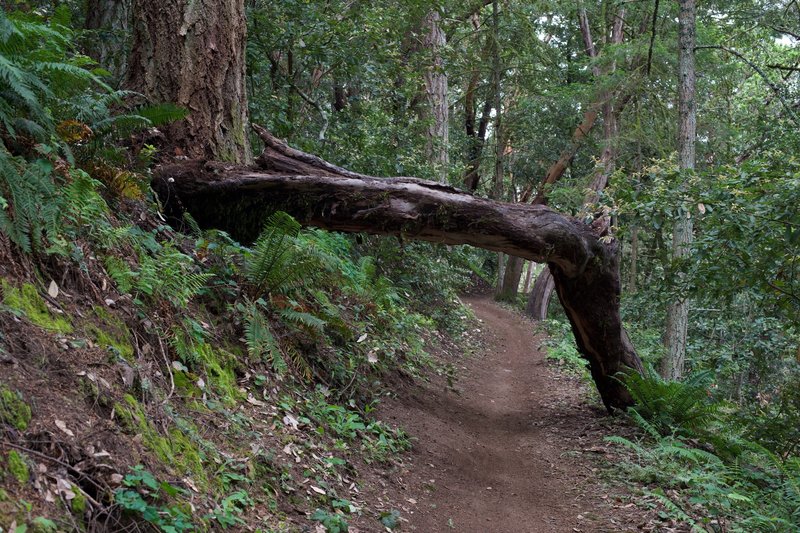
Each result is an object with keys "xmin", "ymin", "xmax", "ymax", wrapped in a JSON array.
[
  {"xmin": 56, "ymin": 478, "xmax": 76, "ymax": 500},
  {"xmin": 47, "ymin": 280, "xmax": 59, "ymax": 298},
  {"xmin": 357, "ymin": 333, "xmax": 368, "ymax": 343},
  {"xmin": 247, "ymin": 394, "xmax": 266, "ymax": 407},
  {"xmin": 55, "ymin": 419, "xmax": 75, "ymax": 437},
  {"xmin": 183, "ymin": 477, "xmax": 199, "ymax": 493},
  {"xmin": 283, "ymin": 414, "xmax": 300, "ymax": 430},
  {"xmin": 310, "ymin": 485, "xmax": 326, "ymax": 495},
  {"xmin": 367, "ymin": 350, "xmax": 378, "ymax": 364}
]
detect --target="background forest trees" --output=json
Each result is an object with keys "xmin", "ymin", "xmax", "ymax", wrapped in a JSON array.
[{"xmin": 1, "ymin": 0, "xmax": 800, "ymax": 529}]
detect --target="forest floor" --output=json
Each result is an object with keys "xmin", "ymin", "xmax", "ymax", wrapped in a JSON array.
[{"xmin": 359, "ymin": 296, "xmax": 658, "ymax": 533}]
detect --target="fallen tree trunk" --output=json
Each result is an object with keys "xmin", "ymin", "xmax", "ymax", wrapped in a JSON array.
[{"xmin": 153, "ymin": 126, "xmax": 643, "ymax": 411}]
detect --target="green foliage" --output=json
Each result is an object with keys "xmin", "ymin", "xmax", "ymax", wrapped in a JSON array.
[
  {"xmin": 0, "ymin": 9, "xmax": 107, "ymax": 142},
  {"xmin": 103, "ymin": 227, "xmax": 213, "ymax": 308},
  {"xmin": 310, "ymin": 508, "xmax": 349, "ymax": 533},
  {"xmin": 206, "ymin": 491, "xmax": 253, "ymax": 529},
  {"xmin": 0, "ymin": 153, "xmax": 62, "ymax": 253},
  {"xmin": 622, "ymin": 366, "xmax": 721, "ymax": 436},
  {"xmin": 301, "ymin": 389, "xmax": 410, "ymax": 461},
  {"xmin": 115, "ymin": 466, "xmax": 195, "ymax": 533},
  {"xmin": 539, "ymin": 319, "xmax": 587, "ymax": 375},
  {"xmin": 244, "ymin": 211, "xmax": 310, "ymax": 297},
  {"xmin": 241, "ymin": 299, "xmax": 285, "ymax": 372}
]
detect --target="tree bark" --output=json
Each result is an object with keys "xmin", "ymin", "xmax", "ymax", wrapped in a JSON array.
[
  {"xmin": 497, "ymin": 255, "xmax": 525, "ymax": 302},
  {"xmin": 153, "ymin": 126, "xmax": 644, "ymax": 411},
  {"xmin": 126, "ymin": 0, "xmax": 252, "ymax": 164},
  {"xmin": 423, "ymin": 9, "xmax": 449, "ymax": 184},
  {"xmin": 662, "ymin": 0, "xmax": 696, "ymax": 380},
  {"xmin": 523, "ymin": 261, "xmax": 535, "ymax": 293},
  {"xmin": 84, "ymin": 0, "xmax": 131, "ymax": 84},
  {"xmin": 526, "ymin": 266, "xmax": 555, "ymax": 320},
  {"xmin": 628, "ymin": 226, "xmax": 639, "ymax": 293}
]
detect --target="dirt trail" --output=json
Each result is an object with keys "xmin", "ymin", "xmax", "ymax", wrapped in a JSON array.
[{"xmin": 373, "ymin": 296, "xmax": 643, "ymax": 533}]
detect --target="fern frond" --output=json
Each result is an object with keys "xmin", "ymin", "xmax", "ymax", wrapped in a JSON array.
[
  {"xmin": 136, "ymin": 103, "xmax": 189, "ymax": 126},
  {"xmin": 245, "ymin": 211, "xmax": 304, "ymax": 295},
  {"xmin": 242, "ymin": 301, "xmax": 285, "ymax": 373},
  {"xmin": 278, "ymin": 308, "xmax": 326, "ymax": 333}
]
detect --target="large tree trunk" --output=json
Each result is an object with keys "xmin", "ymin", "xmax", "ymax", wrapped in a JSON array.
[
  {"xmin": 84, "ymin": 0, "xmax": 131, "ymax": 84},
  {"xmin": 662, "ymin": 0, "xmax": 696, "ymax": 380},
  {"xmin": 126, "ymin": 0, "xmax": 252, "ymax": 164},
  {"xmin": 423, "ymin": 9, "xmax": 449, "ymax": 184},
  {"xmin": 153, "ymin": 126, "xmax": 644, "ymax": 411}
]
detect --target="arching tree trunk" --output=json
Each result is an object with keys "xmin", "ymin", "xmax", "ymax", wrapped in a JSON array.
[
  {"xmin": 84, "ymin": 0, "xmax": 131, "ymax": 84},
  {"xmin": 153, "ymin": 127, "xmax": 644, "ymax": 412},
  {"xmin": 126, "ymin": 0, "xmax": 252, "ymax": 164}
]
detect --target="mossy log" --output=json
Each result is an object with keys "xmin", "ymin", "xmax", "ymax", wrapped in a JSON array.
[{"xmin": 153, "ymin": 125, "xmax": 644, "ymax": 411}]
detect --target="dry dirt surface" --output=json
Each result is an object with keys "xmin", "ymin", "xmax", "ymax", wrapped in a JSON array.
[{"xmin": 368, "ymin": 296, "xmax": 652, "ymax": 533}]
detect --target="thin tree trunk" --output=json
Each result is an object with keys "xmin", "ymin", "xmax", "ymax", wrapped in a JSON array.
[
  {"xmin": 490, "ymin": 0, "xmax": 506, "ymax": 295},
  {"xmin": 423, "ymin": 9, "xmax": 449, "ymax": 183},
  {"xmin": 154, "ymin": 127, "xmax": 645, "ymax": 411},
  {"xmin": 84, "ymin": 0, "xmax": 131, "ymax": 84},
  {"xmin": 497, "ymin": 255, "xmax": 525, "ymax": 302},
  {"xmin": 628, "ymin": 226, "xmax": 639, "ymax": 293},
  {"xmin": 127, "ymin": 0, "xmax": 252, "ymax": 163},
  {"xmin": 524, "ymin": 265, "xmax": 554, "ymax": 319},
  {"xmin": 462, "ymin": 31, "xmax": 493, "ymax": 191},
  {"xmin": 523, "ymin": 261, "xmax": 535, "ymax": 293},
  {"xmin": 662, "ymin": 0, "xmax": 696, "ymax": 380}
]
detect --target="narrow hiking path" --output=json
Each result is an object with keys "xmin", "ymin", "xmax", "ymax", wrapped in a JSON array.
[{"xmin": 367, "ymin": 296, "xmax": 651, "ymax": 533}]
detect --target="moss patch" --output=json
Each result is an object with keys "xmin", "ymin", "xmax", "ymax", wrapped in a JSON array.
[
  {"xmin": 70, "ymin": 490, "xmax": 87, "ymax": 515},
  {"xmin": 85, "ymin": 306, "xmax": 134, "ymax": 361},
  {"xmin": 0, "ymin": 385, "xmax": 32, "ymax": 430},
  {"xmin": 1, "ymin": 280, "xmax": 72, "ymax": 334},
  {"xmin": 199, "ymin": 345, "xmax": 243, "ymax": 407},
  {"xmin": 115, "ymin": 395, "xmax": 210, "ymax": 489},
  {"xmin": 6, "ymin": 450, "xmax": 30, "ymax": 484}
]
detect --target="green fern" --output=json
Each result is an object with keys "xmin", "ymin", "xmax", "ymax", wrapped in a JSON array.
[
  {"xmin": 278, "ymin": 307, "xmax": 326, "ymax": 333},
  {"xmin": 136, "ymin": 103, "xmax": 189, "ymax": 126},
  {"xmin": 244, "ymin": 211, "xmax": 317, "ymax": 296},
  {"xmin": 241, "ymin": 300, "xmax": 286, "ymax": 374},
  {"xmin": 622, "ymin": 365, "xmax": 721, "ymax": 435},
  {"xmin": 0, "ymin": 149, "xmax": 61, "ymax": 252},
  {"xmin": 649, "ymin": 489, "xmax": 705, "ymax": 532}
]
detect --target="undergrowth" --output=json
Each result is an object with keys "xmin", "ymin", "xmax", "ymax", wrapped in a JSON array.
[{"xmin": 0, "ymin": 9, "xmax": 479, "ymax": 527}]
